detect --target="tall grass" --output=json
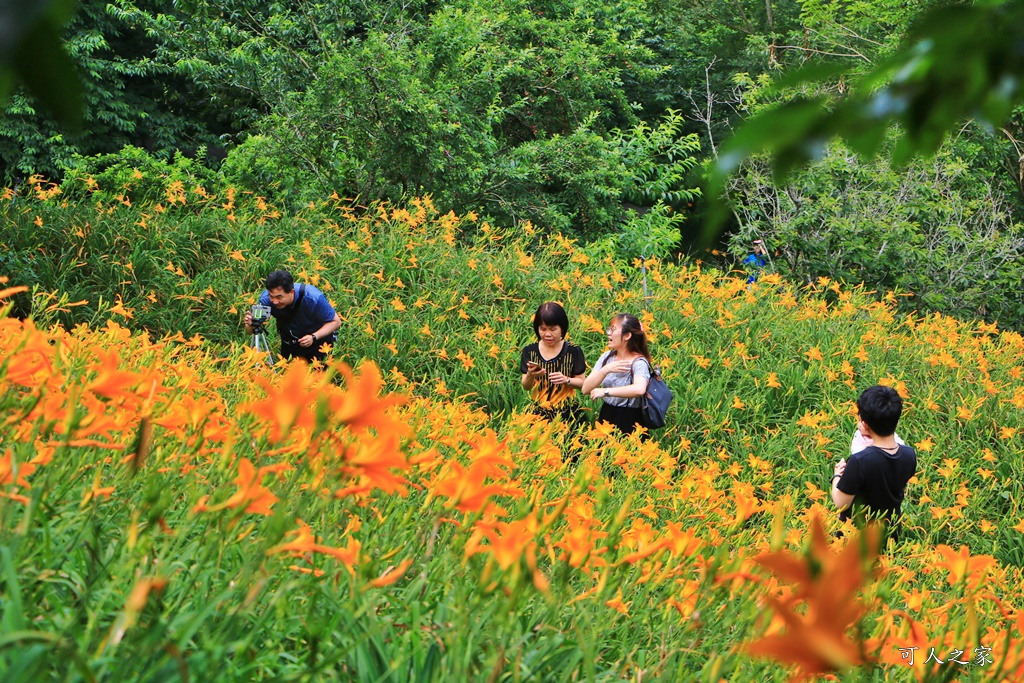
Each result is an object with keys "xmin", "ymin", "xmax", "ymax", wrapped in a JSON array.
[{"xmin": 0, "ymin": 174, "xmax": 1022, "ymax": 681}]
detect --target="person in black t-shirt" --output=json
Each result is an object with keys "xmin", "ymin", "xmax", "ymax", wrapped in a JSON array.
[
  {"xmin": 520, "ymin": 302, "xmax": 587, "ymax": 423},
  {"xmin": 832, "ymin": 385, "xmax": 918, "ymax": 544}
]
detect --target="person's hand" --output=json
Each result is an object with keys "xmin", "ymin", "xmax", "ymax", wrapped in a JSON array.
[
  {"xmin": 834, "ymin": 458, "xmax": 846, "ymax": 478},
  {"xmin": 526, "ymin": 362, "xmax": 546, "ymax": 379},
  {"xmin": 244, "ymin": 311, "xmax": 253, "ymax": 327},
  {"xmin": 589, "ymin": 387, "xmax": 607, "ymax": 401},
  {"xmin": 605, "ymin": 358, "xmax": 634, "ymax": 374},
  {"xmin": 299, "ymin": 334, "xmax": 316, "ymax": 348},
  {"xmin": 548, "ymin": 371, "xmax": 572, "ymax": 386}
]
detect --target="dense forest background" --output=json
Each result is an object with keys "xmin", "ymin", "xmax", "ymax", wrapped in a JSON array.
[{"xmin": 4, "ymin": 0, "xmax": 1024, "ymax": 327}]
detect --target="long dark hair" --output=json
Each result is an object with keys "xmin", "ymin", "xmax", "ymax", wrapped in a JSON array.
[{"xmin": 611, "ymin": 313, "xmax": 651, "ymax": 363}]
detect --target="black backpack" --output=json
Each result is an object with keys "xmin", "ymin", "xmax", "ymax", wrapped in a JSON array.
[{"xmin": 640, "ymin": 361, "xmax": 673, "ymax": 429}]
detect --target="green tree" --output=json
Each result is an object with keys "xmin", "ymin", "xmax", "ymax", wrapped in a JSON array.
[
  {"xmin": 218, "ymin": 0, "xmax": 699, "ymax": 236},
  {"xmin": 1, "ymin": 0, "xmax": 233, "ymax": 182},
  {"xmin": 728, "ymin": 140, "xmax": 1024, "ymax": 325},
  {"xmin": 710, "ymin": 0, "xmax": 1024, "ymax": 215}
]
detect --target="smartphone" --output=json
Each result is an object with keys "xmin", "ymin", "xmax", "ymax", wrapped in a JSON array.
[{"xmin": 527, "ymin": 361, "xmax": 542, "ymax": 371}]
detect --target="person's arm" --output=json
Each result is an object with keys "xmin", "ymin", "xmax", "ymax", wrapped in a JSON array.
[
  {"xmin": 314, "ymin": 313, "xmax": 342, "ymax": 341},
  {"xmin": 585, "ymin": 358, "xmax": 648, "ymax": 399},
  {"xmin": 568, "ymin": 347, "xmax": 588, "ymax": 391},
  {"xmin": 547, "ymin": 346, "xmax": 587, "ymax": 390},
  {"xmin": 519, "ymin": 346, "xmax": 545, "ymax": 389},
  {"xmin": 831, "ymin": 458, "xmax": 855, "ymax": 510},
  {"xmin": 567, "ymin": 372, "xmax": 587, "ymax": 390},
  {"xmin": 301, "ymin": 312, "xmax": 342, "ymax": 348},
  {"xmin": 522, "ymin": 363, "xmax": 545, "ymax": 389},
  {"xmin": 547, "ymin": 369, "xmax": 586, "ymax": 389},
  {"xmin": 298, "ymin": 295, "xmax": 342, "ymax": 348},
  {"xmin": 581, "ymin": 355, "xmax": 614, "ymax": 394},
  {"xmin": 591, "ymin": 360, "xmax": 649, "ymax": 399}
]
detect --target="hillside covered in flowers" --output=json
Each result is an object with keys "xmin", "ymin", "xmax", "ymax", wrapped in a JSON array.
[{"xmin": 1, "ymin": 178, "xmax": 1023, "ymax": 681}]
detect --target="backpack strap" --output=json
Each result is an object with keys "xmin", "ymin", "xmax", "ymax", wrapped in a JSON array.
[{"xmin": 627, "ymin": 356, "xmax": 656, "ymax": 383}]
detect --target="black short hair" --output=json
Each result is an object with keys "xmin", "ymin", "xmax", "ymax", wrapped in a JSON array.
[
  {"xmin": 266, "ymin": 269, "xmax": 294, "ymax": 292},
  {"xmin": 532, "ymin": 302, "xmax": 569, "ymax": 339},
  {"xmin": 857, "ymin": 385, "xmax": 903, "ymax": 436}
]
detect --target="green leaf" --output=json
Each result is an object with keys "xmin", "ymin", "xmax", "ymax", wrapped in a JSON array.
[{"xmin": 11, "ymin": 16, "xmax": 83, "ymax": 132}]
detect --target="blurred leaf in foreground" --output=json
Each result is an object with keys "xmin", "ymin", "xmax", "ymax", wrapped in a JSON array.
[{"xmin": 0, "ymin": 0, "xmax": 82, "ymax": 131}]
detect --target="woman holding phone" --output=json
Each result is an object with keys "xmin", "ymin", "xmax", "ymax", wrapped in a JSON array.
[
  {"xmin": 520, "ymin": 302, "xmax": 587, "ymax": 423},
  {"xmin": 581, "ymin": 313, "xmax": 651, "ymax": 436}
]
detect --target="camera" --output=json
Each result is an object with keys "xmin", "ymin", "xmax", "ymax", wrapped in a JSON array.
[{"xmin": 251, "ymin": 304, "xmax": 272, "ymax": 331}]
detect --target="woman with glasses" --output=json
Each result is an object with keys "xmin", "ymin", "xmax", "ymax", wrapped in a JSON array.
[
  {"xmin": 581, "ymin": 313, "xmax": 652, "ymax": 436},
  {"xmin": 520, "ymin": 302, "xmax": 588, "ymax": 424}
]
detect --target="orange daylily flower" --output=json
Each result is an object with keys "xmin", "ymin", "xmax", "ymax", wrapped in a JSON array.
[
  {"xmin": 668, "ymin": 579, "xmax": 701, "ymax": 618},
  {"xmin": 267, "ymin": 519, "xmax": 361, "ymax": 569},
  {"xmin": 0, "ymin": 285, "xmax": 29, "ymax": 300},
  {"xmin": 2, "ymin": 334, "xmax": 54, "ymax": 386},
  {"xmin": 368, "ymin": 558, "xmax": 414, "ymax": 588},
  {"xmin": 220, "ymin": 458, "xmax": 279, "ymax": 515},
  {"xmin": 431, "ymin": 458, "xmax": 523, "ymax": 514},
  {"xmin": 732, "ymin": 482, "xmax": 762, "ymax": 525},
  {"xmin": 605, "ymin": 588, "xmax": 630, "ymax": 615},
  {"xmin": 241, "ymin": 362, "xmax": 324, "ymax": 441},
  {"xmin": 0, "ymin": 449, "xmax": 36, "ymax": 488},
  {"xmin": 87, "ymin": 348, "xmax": 143, "ymax": 399},
  {"xmin": 327, "ymin": 362, "xmax": 408, "ymax": 435},
  {"xmin": 932, "ymin": 545, "xmax": 996, "ymax": 590},
  {"xmin": 106, "ymin": 576, "xmax": 168, "ymax": 648},
  {"xmin": 618, "ymin": 538, "xmax": 669, "ymax": 565},
  {"xmin": 81, "ymin": 470, "xmax": 116, "ymax": 506},
  {"xmin": 553, "ymin": 521, "xmax": 609, "ymax": 568},
  {"xmin": 338, "ymin": 432, "xmax": 410, "ymax": 495},
  {"xmin": 664, "ymin": 522, "xmax": 703, "ymax": 557},
  {"xmin": 744, "ymin": 515, "xmax": 881, "ymax": 681},
  {"xmin": 466, "ymin": 516, "xmax": 537, "ymax": 570},
  {"xmin": 108, "ymin": 297, "xmax": 134, "ymax": 319},
  {"xmin": 586, "ymin": 420, "xmax": 618, "ymax": 440}
]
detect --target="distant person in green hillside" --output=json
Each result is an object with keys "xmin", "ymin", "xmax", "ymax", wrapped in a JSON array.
[
  {"xmin": 743, "ymin": 239, "xmax": 767, "ymax": 284},
  {"xmin": 520, "ymin": 302, "xmax": 587, "ymax": 424}
]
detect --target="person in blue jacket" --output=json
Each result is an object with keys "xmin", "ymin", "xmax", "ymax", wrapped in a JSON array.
[
  {"xmin": 244, "ymin": 269, "xmax": 341, "ymax": 363},
  {"xmin": 743, "ymin": 239, "xmax": 767, "ymax": 284}
]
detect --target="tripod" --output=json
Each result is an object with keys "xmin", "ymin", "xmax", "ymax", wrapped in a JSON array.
[{"xmin": 250, "ymin": 323, "xmax": 275, "ymax": 366}]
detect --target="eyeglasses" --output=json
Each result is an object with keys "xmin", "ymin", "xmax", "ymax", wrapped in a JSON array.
[{"xmin": 606, "ymin": 327, "xmax": 620, "ymax": 335}]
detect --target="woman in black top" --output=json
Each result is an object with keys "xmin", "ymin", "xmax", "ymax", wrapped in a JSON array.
[{"xmin": 520, "ymin": 302, "xmax": 587, "ymax": 423}]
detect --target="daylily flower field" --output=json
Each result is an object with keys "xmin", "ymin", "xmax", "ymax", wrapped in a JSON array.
[{"xmin": 1, "ymin": 176, "xmax": 1023, "ymax": 681}]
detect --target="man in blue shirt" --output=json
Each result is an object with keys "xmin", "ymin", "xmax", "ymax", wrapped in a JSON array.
[
  {"xmin": 244, "ymin": 269, "xmax": 341, "ymax": 363},
  {"xmin": 742, "ymin": 239, "xmax": 767, "ymax": 284}
]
